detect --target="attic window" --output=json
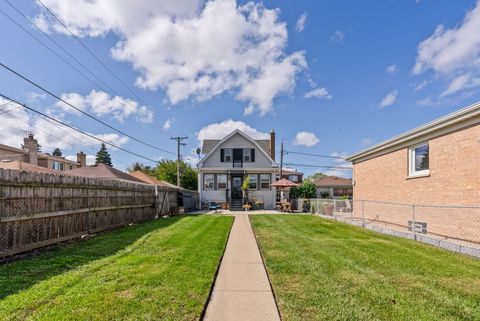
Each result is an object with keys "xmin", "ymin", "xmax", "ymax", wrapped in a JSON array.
[
  {"xmin": 243, "ymin": 149, "xmax": 251, "ymax": 162},
  {"xmin": 224, "ymin": 149, "xmax": 232, "ymax": 162},
  {"xmin": 409, "ymin": 142, "xmax": 429, "ymax": 177}
]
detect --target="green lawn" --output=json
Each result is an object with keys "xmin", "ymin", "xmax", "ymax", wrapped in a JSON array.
[
  {"xmin": 0, "ymin": 215, "xmax": 233, "ymax": 321},
  {"xmin": 250, "ymin": 215, "xmax": 480, "ymax": 321}
]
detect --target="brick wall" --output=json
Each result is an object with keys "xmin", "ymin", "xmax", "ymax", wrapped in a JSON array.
[{"xmin": 353, "ymin": 124, "xmax": 480, "ymax": 206}]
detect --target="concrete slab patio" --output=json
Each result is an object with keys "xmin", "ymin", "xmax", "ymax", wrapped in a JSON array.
[{"xmin": 203, "ymin": 214, "xmax": 281, "ymax": 321}]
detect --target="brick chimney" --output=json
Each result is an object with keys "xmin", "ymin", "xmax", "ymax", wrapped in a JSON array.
[
  {"xmin": 23, "ymin": 133, "xmax": 39, "ymax": 166},
  {"xmin": 77, "ymin": 151, "xmax": 87, "ymax": 167},
  {"xmin": 270, "ymin": 129, "xmax": 276, "ymax": 161}
]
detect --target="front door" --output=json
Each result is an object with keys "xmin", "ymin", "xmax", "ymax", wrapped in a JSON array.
[{"xmin": 231, "ymin": 176, "xmax": 243, "ymax": 199}]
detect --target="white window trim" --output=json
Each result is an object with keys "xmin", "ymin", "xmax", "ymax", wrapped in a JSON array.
[
  {"xmin": 224, "ymin": 149, "xmax": 232, "ymax": 162},
  {"xmin": 204, "ymin": 174, "xmax": 215, "ymax": 190},
  {"xmin": 248, "ymin": 174, "xmax": 257, "ymax": 190},
  {"xmin": 408, "ymin": 142, "xmax": 429, "ymax": 177},
  {"xmin": 217, "ymin": 174, "xmax": 227, "ymax": 190},
  {"xmin": 243, "ymin": 149, "xmax": 251, "ymax": 162},
  {"xmin": 260, "ymin": 174, "xmax": 271, "ymax": 190}
]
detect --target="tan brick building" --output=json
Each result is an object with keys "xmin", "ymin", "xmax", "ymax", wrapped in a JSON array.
[{"xmin": 347, "ymin": 102, "xmax": 480, "ymax": 206}]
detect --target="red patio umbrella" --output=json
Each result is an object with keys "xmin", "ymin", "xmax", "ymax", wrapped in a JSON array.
[
  {"xmin": 271, "ymin": 178, "xmax": 300, "ymax": 188},
  {"xmin": 272, "ymin": 178, "xmax": 300, "ymax": 202}
]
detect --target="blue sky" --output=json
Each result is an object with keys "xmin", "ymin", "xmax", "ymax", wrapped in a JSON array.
[{"xmin": 1, "ymin": 0, "xmax": 479, "ymax": 177}]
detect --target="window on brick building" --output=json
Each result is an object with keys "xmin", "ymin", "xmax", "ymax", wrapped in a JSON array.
[{"xmin": 409, "ymin": 142, "xmax": 429, "ymax": 176}]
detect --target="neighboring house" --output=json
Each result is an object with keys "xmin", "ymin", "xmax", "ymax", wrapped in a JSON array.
[
  {"xmin": 0, "ymin": 133, "xmax": 82, "ymax": 172},
  {"xmin": 129, "ymin": 170, "xmax": 179, "ymax": 189},
  {"xmin": 346, "ymin": 102, "xmax": 480, "ymax": 205},
  {"xmin": 197, "ymin": 129, "xmax": 279, "ymax": 210},
  {"xmin": 278, "ymin": 169, "xmax": 303, "ymax": 183},
  {"xmin": 313, "ymin": 176, "xmax": 353, "ymax": 199},
  {"xmin": 276, "ymin": 169, "xmax": 303, "ymax": 200},
  {"xmin": 67, "ymin": 163, "xmax": 145, "ymax": 183}
]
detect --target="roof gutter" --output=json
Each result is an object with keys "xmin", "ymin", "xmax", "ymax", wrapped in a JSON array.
[{"xmin": 346, "ymin": 101, "xmax": 480, "ymax": 163}]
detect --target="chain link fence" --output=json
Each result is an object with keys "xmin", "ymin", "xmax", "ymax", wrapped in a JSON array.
[{"xmin": 306, "ymin": 198, "xmax": 480, "ymax": 258}]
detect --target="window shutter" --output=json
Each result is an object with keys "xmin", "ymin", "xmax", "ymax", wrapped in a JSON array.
[
  {"xmin": 220, "ymin": 149, "xmax": 224, "ymax": 162},
  {"xmin": 251, "ymin": 149, "xmax": 255, "ymax": 162}
]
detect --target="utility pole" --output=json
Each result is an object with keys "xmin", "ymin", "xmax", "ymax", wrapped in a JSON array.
[
  {"xmin": 280, "ymin": 140, "xmax": 284, "ymax": 178},
  {"xmin": 171, "ymin": 136, "xmax": 188, "ymax": 187}
]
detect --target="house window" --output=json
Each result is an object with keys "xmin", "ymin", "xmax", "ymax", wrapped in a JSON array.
[
  {"xmin": 243, "ymin": 149, "xmax": 251, "ymax": 162},
  {"xmin": 260, "ymin": 174, "xmax": 271, "ymax": 190},
  {"xmin": 248, "ymin": 174, "xmax": 257, "ymax": 189},
  {"xmin": 51, "ymin": 161, "xmax": 64, "ymax": 171},
  {"xmin": 217, "ymin": 174, "xmax": 227, "ymax": 190},
  {"xmin": 409, "ymin": 142, "xmax": 429, "ymax": 176},
  {"xmin": 224, "ymin": 149, "xmax": 232, "ymax": 162},
  {"xmin": 288, "ymin": 175, "xmax": 298, "ymax": 182},
  {"xmin": 204, "ymin": 174, "xmax": 214, "ymax": 190}
]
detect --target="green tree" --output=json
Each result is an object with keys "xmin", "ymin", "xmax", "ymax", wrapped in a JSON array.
[
  {"xmin": 152, "ymin": 159, "xmax": 197, "ymax": 190},
  {"xmin": 306, "ymin": 172, "xmax": 325, "ymax": 182},
  {"xmin": 95, "ymin": 143, "xmax": 113, "ymax": 167},
  {"xmin": 290, "ymin": 181, "xmax": 317, "ymax": 199},
  {"xmin": 52, "ymin": 148, "xmax": 62, "ymax": 157},
  {"xmin": 128, "ymin": 162, "xmax": 153, "ymax": 174}
]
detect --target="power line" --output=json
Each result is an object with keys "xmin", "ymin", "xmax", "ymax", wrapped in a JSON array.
[
  {"xmin": 284, "ymin": 150, "xmax": 345, "ymax": 159},
  {"xmin": 0, "ymin": 62, "xmax": 175, "ymax": 155},
  {"xmin": 283, "ymin": 162, "xmax": 352, "ymax": 170},
  {"xmin": 20, "ymin": 108, "xmax": 131, "ymax": 168},
  {"xmin": 0, "ymin": 93, "xmax": 160, "ymax": 164},
  {"xmin": 36, "ymin": 0, "xmax": 187, "ymax": 136},
  {"xmin": 1, "ymin": 1, "xmax": 176, "ymax": 139}
]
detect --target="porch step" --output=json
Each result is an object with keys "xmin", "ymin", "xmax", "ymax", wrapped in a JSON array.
[{"xmin": 230, "ymin": 199, "xmax": 243, "ymax": 211}]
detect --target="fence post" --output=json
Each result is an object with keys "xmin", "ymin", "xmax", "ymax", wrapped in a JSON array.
[
  {"xmin": 361, "ymin": 200, "xmax": 365, "ymax": 227},
  {"xmin": 412, "ymin": 204, "xmax": 417, "ymax": 241},
  {"xmin": 154, "ymin": 185, "xmax": 159, "ymax": 219},
  {"xmin": 86, "ymin": 189, "xmax": 91, "ymax": 235},
  {"xmin": 333, "ymin": 199, "xmax": 337, "ymax": 220}
]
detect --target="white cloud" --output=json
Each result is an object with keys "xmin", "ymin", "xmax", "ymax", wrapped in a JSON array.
[
  {"xmin": 414, "ymin": 79, "xmax": 431, "ymax": 91},
  {"xmin": 379, "ymin": 90, "xmax": 398, "ymax": 108},
  {"xmin": 26, "ymin": 92, "xmax": 47, "ymax": 103},
  {"xmin": 0, "ymin": 97, "xmax": 129, "ymax": 151},
  {"xmin": 440, "ymin": 73, "xmax": 480, "ymax": 97},
  {"xmin": 413, "ymin": 1, "xmax": 480, "ymax": 96},
  {"xmin": 197, "ymin": 119, "xmax": 269, "ymax": 141},
  {"xmin": 417, "ymin": 96, "xmax": 435, "ymax": 106},
  {"xmin": 304, "ymin": 87, "xmax": 332, "ymax": 99},
  {"xmin": 295, "ymin": 13, "xmax": 307, "ymax": 32},
  {"xmin": 386, "ymin": 64, "xmax": 398, "ymax": 74},
  {"xmin": 331, "ymin": 30, "xmax": 344, "ymax": 44},
  {"xmin": 56, "ymin": 90, "xmax": 154, "ymax": 123},
  {"xmin": 163, "ymin": 118, "xmax": 173, "ymax": 130},
  {"xmin": 183, "ymin": 154, "xmax": 199, "ymax": 167},
  {"xmin": 325, "ymin": 152, "xmax": 352, "ymax": 178},
  {"xmin": 36, "ymin": 0, "xmax": 306, "ymax": 115},
  {"xmin": 293, "ymin": 131, "xmax": 319, "ymax": 147},
  {"xmin": 360, "ymin": 138, "xmax": 372, "ymax": 146}
]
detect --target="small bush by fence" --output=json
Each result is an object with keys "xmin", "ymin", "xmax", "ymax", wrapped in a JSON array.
[
  {"xmin": 0, "ymin": 169, "xmax": 198, "ymax": 258},
  {"xmin": 304, "ymin": 198, "xmax": 480, "ymax": 257}
]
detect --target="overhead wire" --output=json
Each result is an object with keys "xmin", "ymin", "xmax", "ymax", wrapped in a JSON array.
[{"xmin": 0, "ymin": 93, "xmax": 160, "ymax": 164}]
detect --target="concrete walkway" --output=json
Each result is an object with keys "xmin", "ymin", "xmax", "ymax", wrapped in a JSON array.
[{"xmin": 204, "ymin": 214, "xmax": 281, "ymax": 321}]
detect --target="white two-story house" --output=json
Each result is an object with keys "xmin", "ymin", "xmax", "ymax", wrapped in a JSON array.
[{"xmin": 197, "ymin": 129, "xmax": 279, "ymax": 210}]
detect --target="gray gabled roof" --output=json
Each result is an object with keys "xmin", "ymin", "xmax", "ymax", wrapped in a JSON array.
[{"xmin": 201, "ymin": 138, "xmax": 271, "ymax": 156}]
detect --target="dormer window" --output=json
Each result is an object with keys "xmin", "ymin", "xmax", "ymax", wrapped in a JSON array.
[
  {"xmin": 243, "ymin": 149, "xmax": 251, "ymax": 162},
  {"xmin": 224, "ymin": 149, "xmax": 232, "ymax": 162}
]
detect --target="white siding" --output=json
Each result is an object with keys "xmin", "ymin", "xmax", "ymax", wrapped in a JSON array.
[{"xmin": 201, "ymin": 133, "xmax": 273, "ymax": 168}]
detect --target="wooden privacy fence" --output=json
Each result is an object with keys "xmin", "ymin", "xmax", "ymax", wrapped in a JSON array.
[{"xmin": 0, "ymin": 169, "xmax": 182, "ymax": 258}]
